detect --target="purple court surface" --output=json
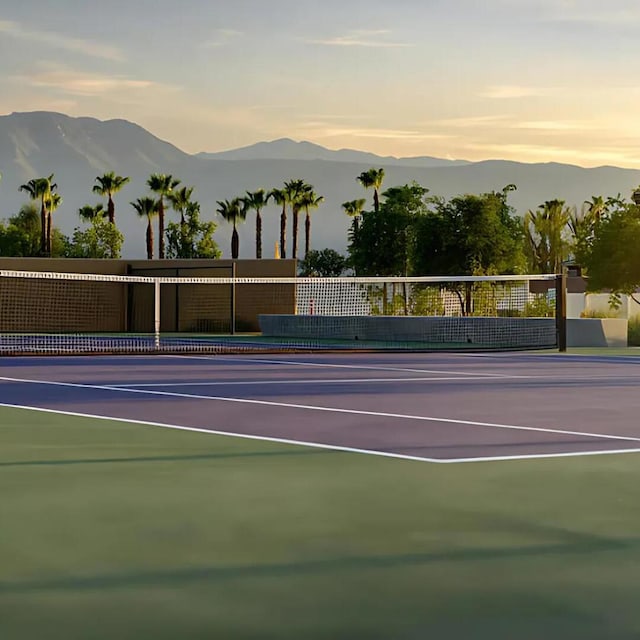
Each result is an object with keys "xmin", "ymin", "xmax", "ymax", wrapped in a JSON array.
[{"xmin": 1, "ymin": 352, "xmax": 640, "ymax": 463}]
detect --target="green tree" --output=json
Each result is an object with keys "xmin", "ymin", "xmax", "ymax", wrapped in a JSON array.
[
  {"xmin": 579, "ymin": 195, "xmax": 640, "ymax": 300},
  {"xmin": 68, "ymin": 218, "xmax": 124, "ymax": 259},
  {"xmin": 0, "ymin": 204, "xmax": 67, "ymax": 257},
  {"xmin": 78, "ymin": 203, "xmax": 106, "ymax": 224},
  {"xmin": 357, "ymin": 168, "xmax": 385, "ymax": 212},
  {"xmin": 147, "ymin": 173, "xmax": 180, "ymax": 259},
  {"xmin": 413, "ymin": 189, "xmax": 524, "ymax": 278},
  {"xmin": 216, "ymin": 197, "xmax": 246, "ymax": 259},
  {"xmin": 131, "ymin": 197, "xmax": 159, "ymax": 259},
  {"xmin": 243, "ymin": 189, "xmax": 269, "ymax": 259},
  {"xmin": 165, "ymin": 201, "xmax": 222, "ymax": 259},
  {"xmin": 298, "ymin": 248, "xmax": 348, "ymax": 276},
  {"xmin": 92, "ymin": 172, "xmax": 130, "ymax": 226},
  {"xmin": 18, "ymin": 175, "xmax": 56, "ymax": 256},
  {"xmin": 350, "ymin": 183, "xmax": 429, "ymax": 277}
]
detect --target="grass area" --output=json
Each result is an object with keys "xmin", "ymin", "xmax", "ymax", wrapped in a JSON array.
[{"xmin": 2, "ymin": 406, "xmax": 640, "ymax": 639}]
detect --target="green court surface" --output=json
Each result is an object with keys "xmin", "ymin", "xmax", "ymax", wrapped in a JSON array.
[{"xmin": 2, "ymin": 405, "xmax": 640, "ymax": 639}]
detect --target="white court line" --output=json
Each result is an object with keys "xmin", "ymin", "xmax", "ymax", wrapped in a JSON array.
[
  {"xmin": 110, "ymin": 375, "xmax": 528, "ymax": 388},
  {"xmin": 1, "ymin": 402, "xmax": 639, "ymax": 465},
  {"xmin": 2, "ymin": 374, "xmax": 640, "ymax": 445},
  {"xmin": 168, "ymin": 354, "xmax": 524, "ymax": 378}
]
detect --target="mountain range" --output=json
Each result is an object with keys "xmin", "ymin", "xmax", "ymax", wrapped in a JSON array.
[{"xmin": 1, "ymin": 111, "xmax": 639, "ymax": 259}]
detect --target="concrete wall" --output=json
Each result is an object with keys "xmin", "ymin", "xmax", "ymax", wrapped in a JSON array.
[
  {"xmin": 567, "ymin": 318, "xmax": 628, "ymax": 347},
  {"xmin": 260, "ymin": 315, "xmax": 557, "ymax": 349}
]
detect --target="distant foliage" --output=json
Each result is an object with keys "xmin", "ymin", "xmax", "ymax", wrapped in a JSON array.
[
  {"xmin": 165, "ymin": 202, "xmax": 221, "ymax": 259},
  {"xmin": 298, "ymin": 248, "xmax": 348, "ymax": 276},
  {"xmin": 67, "ymin": 218, "xmax": 124, "ymax": 259}
]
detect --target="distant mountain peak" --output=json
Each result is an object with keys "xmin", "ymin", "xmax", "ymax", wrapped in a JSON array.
[{"xmin": 197, "ymin": 138, "xmax": 470, "ymax": 168}]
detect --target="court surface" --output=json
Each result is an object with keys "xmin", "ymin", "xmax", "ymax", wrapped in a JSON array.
[
  {"xmin": 2, "ymin": 351, "xmax": 640, "ymax": 463},
  {"xmin": 4, "ymin": 351, "xmax": 640, "ymax": 639}
]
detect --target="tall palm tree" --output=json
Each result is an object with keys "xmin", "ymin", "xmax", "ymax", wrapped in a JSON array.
[
  {"xmin": 243, "ymin": 189, "xmax": 269, "ymax": 259},
  {"xmin": 216, "ymin": 197, "xmax": 247, "ymax": 259},
  {"xmin": 131, "ymin": 197, "xmax": 159, "ymax": 260},
  {"xmin": 93, "ymin": 172, "xmax": 130, "ymax": 226},
  {"xmin": 342, "ymin": 198, "xmax": 366, "ymax": 236},
  {"xmin": 268, "ymin": 188, "xmax": 288, "ymax": 259},
  {"xmin": 284, "ymin": 178, "xmax": 308, "ymax": 260},
  {"xmin": 147, "ymin": 174, "xmax": 180, "ymax": 259},
  {"xmin": 44, "ymin": 190, "xmax": 62, "ymax": 256},
  {"xmin": 357, "ymin": 168, "xmax": 385, "ymax": 212},
  {"xmin": 19, "ymin": 174, "xmax": 56, "ymax": 256},
  {"xmin": 78, "ymin": 203, "xmax": 106, "ymax": 223},
  {"xmin": 298, "ymin": 190, "xmax": 324, "ymax": 258}
]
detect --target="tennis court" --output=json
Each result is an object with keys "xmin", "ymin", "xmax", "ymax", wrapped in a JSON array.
[{"xmin": 3, "ymin": 351, "xmax": 640, "ymax": 638}]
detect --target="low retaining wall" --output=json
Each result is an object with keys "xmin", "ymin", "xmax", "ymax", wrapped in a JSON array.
[
  {"xmin": 567, "ymin": 318, "xmax": 628, "ymax": 348},
  {"xmin": 259, "ymin": 315, "xmax": 557, "ymax": 349}
]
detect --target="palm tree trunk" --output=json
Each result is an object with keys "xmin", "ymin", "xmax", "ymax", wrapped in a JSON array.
[
  {"xmin": 158, "ymin": 199, "xmax": 165, "ymax": 259},
  {"xmin": 256, "ymin": 210, "xmax": 262, "ymax": 259},
  {"xmin": 108, "ymin": 195, "xmax": 115, "ymax": 225},
  {"xmin": 232, "ymin": 226, "xmax": 239, "ymax": 260},
  {"xmin": 146, "ymin": 220, "xmax": 153, "ymax": 260},
  {"xmin": 292, "ymin": 209, "xmax": 299, "ymax": 260},
  {"xmin": 40, "ymin": 200, "xmax": 47, "ymax": 256},
  {"xmin": 280, "ymin": 207, "xmax": 287, "ymax": 259},
  {"xmin": 46, "ymin": 212, "xmax": 52, "ymax": 256},
  {"xmin": 374, "ymin": 190, "xmax": 380, "ymax": 213},
  {"xmin": 304, "ymin": 211, "xmax": 311, "ymax": 257}
]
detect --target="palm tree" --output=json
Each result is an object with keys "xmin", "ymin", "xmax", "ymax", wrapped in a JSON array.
[
  {"xmin": 243, "ymin": 189, "xmax": 269, "ymax": 259},
  {"xmin": 284, "ymin": 178, "xmax": 308, "ymax": 260},
  {"xmin": 216, "ymin": 197, "xmax": 246, "ymax": 259},
  {"xmin": 19, "ymin": 175, "xmax": 56, "ymax": 256},
  {"xmin": 168, "ymin": 186, "xmax": 194, "ymax": 228},
  {"xmin": 357, "ymin": 168, "xmax": 385, "ymax": 212},
  {"xmin": 92, "ymin": 172, "xmax": 130, "ymax": 226},
  {"xmin": 131, "ymin": 197, "xmax": 159, "ymax": 259},
  {"xmin": 524, "ymin": 199, "xmax": 572, "ymax": 273},
  {"xmin": 342, "ymin": 198, "xmax": 366, "ymax": 236},
  {"xmin": 298, "ymin": 189, "xmax": 324, "ymax": 257},
  {"xmin": 78, "ymin": 203, "xmax": 106, "ymax": 224},
  {"xmin": 44, "ymin": 190, "xmax": 62, "ymax": 256},
  {"xmin": 147, "ymin": 174, "xmax": 180, "ymax": 259},
  {"xmin": 268, "ymin": 188, "xmax": 287, "ymax": 259},
  {"xmin": 168, "ymin": 185, "xmax": 194, "ymax": 255}
]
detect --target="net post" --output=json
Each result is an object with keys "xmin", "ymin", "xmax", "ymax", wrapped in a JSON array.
[
  {"xmin": 555, "ymin": 272, "xmax": 567, "ymax": 352},
  {"xmin": 230, "ymin": 262, "xmax": 236, "ymax": 335},
  {"xmin": 154, "ymin": 278, "xmax": 161, "ymax": 350}
]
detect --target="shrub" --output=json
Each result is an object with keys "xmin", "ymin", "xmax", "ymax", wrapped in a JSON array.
[{"xmin": 629, "ymin": 316, "xmax": 640, "ymax": 346}]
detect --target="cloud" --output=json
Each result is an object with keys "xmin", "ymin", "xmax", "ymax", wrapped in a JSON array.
[
  {"xmin": 12, "ymin": 64, "xmax": 179, "ymax": 100},
  {"xmin": 479, "ymin": 85, "xmax": 550, "ymax": 99},
  {"xmin": 302, "ymin": 124, "xmax": 450, "ymax": 141},
  {"xmin": 309, "ymin": 30, "xmax": 412, "ymax": 48},
  {"xmin": 433, "ymin": 115, "xmax": 512, "ymax": 128},
  {"xmin": 512, "ymin": 120, "xmax": 586, "ymax": 131},
  {"xmin": 0, "ymin": 19, "xmax": 124, "ymax": 61}
]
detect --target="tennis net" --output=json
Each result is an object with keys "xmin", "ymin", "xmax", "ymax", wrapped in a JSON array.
[{"xmin": 0, "ymin": 270, "xmax": 565, "ymax": 354}]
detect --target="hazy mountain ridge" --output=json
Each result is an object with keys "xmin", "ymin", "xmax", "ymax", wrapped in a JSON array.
[
  {"xmin": 1, "ymin": 111, "xmax": 639, "ymax": 259},
  {"xmin": 197, "ymin": 138, "xmax": 471, "ymax": 168}
]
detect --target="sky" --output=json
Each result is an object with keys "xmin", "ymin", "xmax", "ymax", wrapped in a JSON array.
[{"xmin": 2, "ymin": 0, "xmax": 640, "ymax": 167}]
